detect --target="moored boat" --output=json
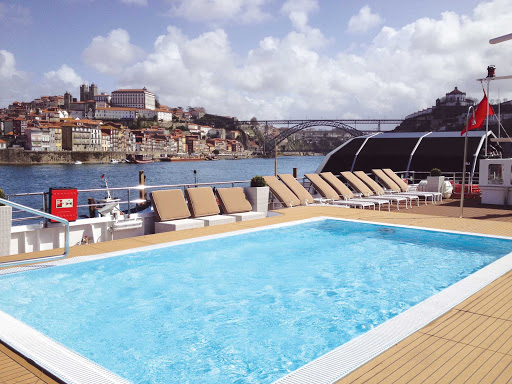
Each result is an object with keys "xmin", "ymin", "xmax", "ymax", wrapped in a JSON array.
[{"xmin": 169, "ymin": 157, "xmax": 205, "ymax": 162}]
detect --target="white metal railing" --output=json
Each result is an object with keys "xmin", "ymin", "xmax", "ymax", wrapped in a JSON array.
[
  {"xmin": 7, "ymin": 179, "xmax": 255, "ymax": 224},
  {"xmin": 0, "ymin": 198, "xmax": 70, "ymax": 268}
]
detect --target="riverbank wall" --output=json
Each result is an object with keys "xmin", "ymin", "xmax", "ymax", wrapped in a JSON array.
[
  {"xmin": 0, "ymin": 148, "xmax": 132, "ymax": 164},
  {"xmin": 0, "ymin": 149, "xmax": 322, "ymax": 164}
]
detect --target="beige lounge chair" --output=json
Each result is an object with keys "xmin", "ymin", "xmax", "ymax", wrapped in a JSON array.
[
  {"xmin": 185, "ymin": 187, "xmax": 236, "ymax": 226},
  {"xmin": 382, "ymin": 168, "xmax": 442, "ymax": 202},
  {"xmin": 216, "ymin": 187, "xmax": 266, "ymax": 222},
  {"xmin": 305, "ymin": 173, "xmax": 375, "ymax": 209},
  {"xmin": 340, "ymin": 171, "xmax": 409, "ymax": 210},
  {"xmin": 373, "ymin": 169, "xmax": 437, "ymax": 205},
  {"xmin": 353, "ymin": 171, "xmax": 419, "ymax": 207},
  {"xmin": 263, "ymin": 176, "xmax": 301, "ymax": 208},
  {"xmin": 278, "ymin": 174, "xmax": 327, "ymax": 205},
  {"xmin": 150, "ymin": 189, "xmax": 205, "ymax": 233},
  {"xmin": 320, "ymin": 172, "xmax": 390, "ymax": 211}
]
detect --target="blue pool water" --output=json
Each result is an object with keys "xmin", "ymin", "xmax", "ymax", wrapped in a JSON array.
[{"xmin": 0, "ymin": 219, "xmax": 511, "ymax": 383}]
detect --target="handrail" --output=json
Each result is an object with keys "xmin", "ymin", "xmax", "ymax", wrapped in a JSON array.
[{"xmin": 0, "ymin": 198, "xmax": 70, "ymax": 268}]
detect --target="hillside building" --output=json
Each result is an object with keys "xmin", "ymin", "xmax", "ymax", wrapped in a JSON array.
[{"xmin": 111, "ymin": 87, "xmax": 156, "ymax": 110}]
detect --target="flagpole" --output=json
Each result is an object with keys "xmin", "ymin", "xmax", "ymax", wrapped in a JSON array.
[
  {"xmin": 460, "ymin": 106, "xmax": 476, "ymax": 218},
  {"xmin": 485, "ymin": 78, "xmax": 490, "ymax": 157}
]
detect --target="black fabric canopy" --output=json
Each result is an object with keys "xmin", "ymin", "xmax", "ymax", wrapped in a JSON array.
[{"xmin": 317, "ymin": 131, "xmax": 495, "ymax": 175}]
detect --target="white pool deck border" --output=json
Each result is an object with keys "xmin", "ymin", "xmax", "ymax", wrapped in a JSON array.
[{"xmin": 0, "ymin": 217, "xmax": 511, "ymax": 384}]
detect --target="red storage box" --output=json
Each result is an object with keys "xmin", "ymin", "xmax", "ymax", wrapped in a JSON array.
[{"xmin": 48, "ymin": 188, "xmax": 78, "ymax": 222}]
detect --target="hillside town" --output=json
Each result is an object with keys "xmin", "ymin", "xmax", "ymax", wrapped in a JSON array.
[
  {"xmin": 0, "ymin": 85, "xmax": 251, "ymax": 161},
  {"xmin": 0, "ymin": 83, "xmax": 351, "ymax": 163},
  {"xmin": 2, "ymin": 82, "xmax": 508, "ymax": 164}
]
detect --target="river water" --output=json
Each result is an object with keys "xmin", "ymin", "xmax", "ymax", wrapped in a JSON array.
[{"xmin": 1, "ymin": 156, "xmax": 324, "ymax": 219}]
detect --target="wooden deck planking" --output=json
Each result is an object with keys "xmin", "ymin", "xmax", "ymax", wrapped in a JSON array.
[
  {"xmin": 0, "ymin": 342, "xmax": 58, "ymax": 384},
  {"xmin": 1, "ymin": 202, "xmax": 512, "ymax": 383}
]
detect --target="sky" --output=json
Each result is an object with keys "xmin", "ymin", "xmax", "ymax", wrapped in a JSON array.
[{"xmin": 1, "ymin": 0, "xmax": 511, "ymax": 120}]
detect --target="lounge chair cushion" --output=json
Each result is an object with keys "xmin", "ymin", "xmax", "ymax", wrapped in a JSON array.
[
  {"xmin": 340, "ymin": 171, "xmax": 374, "ymax": 197},
  {"xmin": 354, "ymin": 171, "xmax": 386, "ymax": 195},
  {"xmin": 185, "ymin": 187, "xmax": 220, "ymax": 218},
  {"xmin": 278, "ymin": 174, "xmax": 315, "ymax": 205},
  {"xmin": 217, "ymin": 187, "xmax": 253, "ymax": 214},
  {"xmin": 263, "ymin": 176, "xmax": 301, "ymax": 207},
  {"xmin": 319, "ymin": 172, "xmax": 354, "ymax": 199},
  {"xmin": 304, "ymin": 173, "xmax": 340, "ymax": 200},
  {"xmin": 150, "ymin": 189, "xmax": 191, "ymax": 222},
  {"xmin": 383, "ymin": 169, "xmax": 409, "ymax": 192},
  {"xmin": 372, "ymin": 169, "xmax": 401, "ymax": 192}
]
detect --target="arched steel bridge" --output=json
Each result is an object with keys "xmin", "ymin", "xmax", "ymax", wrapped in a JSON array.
[{"xmin": 236, "ymin": 119, "xmax": 403, "ymax": 155}]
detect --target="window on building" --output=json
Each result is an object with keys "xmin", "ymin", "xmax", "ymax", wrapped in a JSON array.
[{"xmin": 488, "ymin": 164, "xmax": 503, "ymax": 184}]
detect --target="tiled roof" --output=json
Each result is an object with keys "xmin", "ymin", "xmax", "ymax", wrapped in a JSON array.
[
  {"xmin": 446, "ymin": 86, "xmax": 464, "ymax": 95},
  {"xmin": 112, "ymin": 89, "xmax": 152, "ymax": 93}
]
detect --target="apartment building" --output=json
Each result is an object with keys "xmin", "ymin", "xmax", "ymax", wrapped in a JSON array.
[
  {"xmin": 62, "ymin": 121, "xmax": 102, "ymax": 151},
  {"xmin": 111, "ymin": 88, "xmax": 156, "ymax": 110},
  {"xmin": 95, "ymin": 107, "xmax": 137, "ymax": 120}
]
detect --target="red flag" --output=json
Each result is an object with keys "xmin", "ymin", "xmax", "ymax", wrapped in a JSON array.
[{"xmin": 461, "ymin": 91, "xmax": 495, "ymax": 136}]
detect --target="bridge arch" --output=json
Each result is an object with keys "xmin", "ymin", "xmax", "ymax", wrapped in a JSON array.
[{"xmin": 264, "ymin": 120, "xmax": 365, "ymax": 155}]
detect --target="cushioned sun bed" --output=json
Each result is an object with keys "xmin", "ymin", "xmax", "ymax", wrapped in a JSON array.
[
  {"xmin": 373, "ymin": 169, "xmax": 438, "ymax": 205},
  {"xmin": 382, "ymin": 168, "xmax": 442, "ymax": 203},
  {"xmin": 305, "ymin": 173, "xmax": 375, "ymax": 210},
  {"xmin": 278, "ymin": 174, "xmax": 326, "ymax": 205},
  {"xmin": 216, "ymin": 187, "xmax": 266, "ymax": 222},
  {"xmin": 319, "ymin": 172, "xmax": 390, "ymax": 211},
  {"xmin": 263, "ymin": 176, "xmax": 301, "ymax": 208},
  {"xmin": 185, "ymin": 187, "xmax": 236, "ymax": 226},
  {"xmin": 353, "ymin": 171, "xmax": 420, "ymax": 208},
  {"xmin": 340, "ymin": 171, "xmax": 409, "ymax": 210},
  {"xmin": 150, "ymin": 189, "xmax": 205, "ymax": 233}
]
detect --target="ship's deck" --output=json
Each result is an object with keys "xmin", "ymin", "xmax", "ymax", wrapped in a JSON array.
[{"xmin": 1, "ymin": 199, "xmax": 512, "ymax": 383}]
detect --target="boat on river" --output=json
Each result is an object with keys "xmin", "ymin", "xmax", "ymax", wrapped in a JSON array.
[{"xmin": 126, "ymin": 154, "xmax": 154, "ymax": 164}]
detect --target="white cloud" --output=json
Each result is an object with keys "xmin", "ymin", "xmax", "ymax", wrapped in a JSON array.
[
  {"xmin": 0, "ymin": 50, "xmax": 31, "ymax": 106},
  {"xmin": 43, "ymin": 64, "xmax": 84, "ymax": 91},
  {"xmin": 82, "ymin": 29, "xmax": 144, "ymax": 75},
  {"xmin": 347, "ymin": 5, "xmax": 384, "ymax": 34},
  {"xmin": 119, "ymin": 0, "xmax": 148, "ymax": 5},
  {"xmin": 143, "ymin": 0, "xmax": 511, "ymax": 119},
  {"xmin": 118, "ymin": 27, "xmax": 235, "ymax": 105},
  {"xmin": 2, "ymin": 0, "xmax": 512, "ymax": 120},
  {"xmin": 168, "ymin": 0, "xmax": 269, "ymax": 23},
  {"xmin": 281, "ymin": 0, "xmax": 318, "ymax": 31}
]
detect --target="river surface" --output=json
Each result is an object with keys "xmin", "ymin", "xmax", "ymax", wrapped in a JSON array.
[{"xmin": 1, "ymin": 156, "xmax": 324, "ymax": 219}]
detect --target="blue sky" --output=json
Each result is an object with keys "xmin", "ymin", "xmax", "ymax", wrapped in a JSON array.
[{"xmin": 1, "ymin": 0, "xmax": 511, "ymax": 119}]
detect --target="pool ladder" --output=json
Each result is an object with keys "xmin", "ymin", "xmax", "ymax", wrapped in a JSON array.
[{"xmin": 0, "ymin": 198, "xmax": 70, "ymax": 268}]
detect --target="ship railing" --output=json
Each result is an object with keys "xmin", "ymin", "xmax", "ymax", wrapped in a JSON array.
[
  {"xmin": 0, "ymin": 198, "xmax": 70, "ymax": 267},
  {"xmin": 6, "ymin": 179, "xmax": 265, "ymax": 224}
]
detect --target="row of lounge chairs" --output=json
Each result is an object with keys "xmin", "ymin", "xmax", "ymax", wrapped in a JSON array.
[
  {"xmin": 264, "ymin": 169, "xmax": 441, "ymax": 211},
  {"xmin": 149, "ymin": 168, "xmax": 442, "ymax": 233},
  {"xmin": 151, "ymin": 187, "xmax": 266, "ymax": 233}
]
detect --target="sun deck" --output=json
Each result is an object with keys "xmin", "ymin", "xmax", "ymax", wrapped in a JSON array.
[{"xmin": 1, "ymin": 200, "xmax": 512, "ymax": 383}]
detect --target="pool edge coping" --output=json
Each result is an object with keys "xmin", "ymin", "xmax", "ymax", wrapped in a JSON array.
[{"xmin": 0, "ymin": 216, "xmax": 511, "ymax": 384}]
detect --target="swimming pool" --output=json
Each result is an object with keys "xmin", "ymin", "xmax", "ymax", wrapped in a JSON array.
[{"xmin": 0, "ymin": 218, "xmax": 511, "ymax": 384}]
